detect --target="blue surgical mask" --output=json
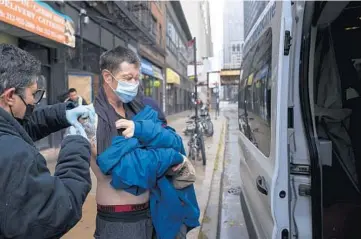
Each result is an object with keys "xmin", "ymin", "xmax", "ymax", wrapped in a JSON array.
[{"xmin": 112, "ymin": 80, "xmax": 139, "ymax": 103}]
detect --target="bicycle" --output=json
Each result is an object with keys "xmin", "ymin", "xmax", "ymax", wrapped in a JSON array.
[
  {"xmin": 184, "ymin": 110, "xmax": 214, "ymax": 137},
  {"xmin": 187, "ymin": 120, "xmax": 207, "ymax": 165}
]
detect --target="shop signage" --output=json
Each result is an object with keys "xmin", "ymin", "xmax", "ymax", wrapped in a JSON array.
[
  {"xmin": 140, "ymin": 58, "xmax": 153, "ymax": 76},
  {"xmin": 153, "ymin": 80, "xmax": 161, "ymax": 88},
  {"xmin": 220, "ymin": 69, "xmax": 241, "ymax": 76},
  {"xmin": 0, "ymin": 0, "xmax": 75, "ymax": 47},
  {"xmin": 166, "ymin": 68, "xmax": 180, "ymax": 85},
  {"xmin": 152, "ymin": 65, "xmax": 164, "ymax": 80}
]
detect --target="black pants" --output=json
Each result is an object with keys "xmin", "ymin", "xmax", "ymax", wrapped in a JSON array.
[{"xmin": 94, "ymin": 208, "xmax": 154, "ymax": 239}]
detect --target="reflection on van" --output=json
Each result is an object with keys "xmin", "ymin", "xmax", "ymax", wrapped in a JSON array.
[{"xmin": 239, "ymin": 28, "xmax": 272, "ymax": 157}]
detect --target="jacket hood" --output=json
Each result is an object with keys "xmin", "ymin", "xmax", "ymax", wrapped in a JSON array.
[{"xmin": 0, "ymin": 107, "xmax": 34, "ymax": 146}]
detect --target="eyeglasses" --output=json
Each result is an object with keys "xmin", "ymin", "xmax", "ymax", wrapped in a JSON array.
[
  {"xmin": 34, "ymin": 75, "xmax": 46, "ymax": 104},
  {"xmin": 33, "ymin": 89, "xmax": 45, "ymax": 104},
  {"xmin": 16, "ymin": 75, "xmax": 46, "ymax": 104}
]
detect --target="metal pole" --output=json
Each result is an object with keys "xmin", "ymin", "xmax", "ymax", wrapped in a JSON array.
[
  {"xmin": 207, "ymin": 72, "xmax": 210, "ymax": 110},
  {"xmin": 193, "ymin": 37, "xmax": 198, "ymax": 133},
  {"xmin": 79, "ymin": 15, "xmax": 84, "ymax": 70},
  {"xmin": 217, "ymin": 82, "xmax": 221, "ymax": 116}
]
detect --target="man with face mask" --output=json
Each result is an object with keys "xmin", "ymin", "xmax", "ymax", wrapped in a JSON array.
[
  {"xmin": 0, "ymin": 44, "xmax": 94, "ymax": 238},
  {"xmin": 91, "ymin": 46, "xmax": 198, "ymax": 239}
]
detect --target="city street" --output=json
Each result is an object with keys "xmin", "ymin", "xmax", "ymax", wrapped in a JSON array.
[
  {"xmin": 0, "ymin": 0, "xmax": 289, "ymax": 238},
  {"xmin": 197, "ymin": 103, "xmax": 249, "ymax": 239},
  {"xmin": 43, "ymin": 109, "xmax": 229, "ymax": 239}
]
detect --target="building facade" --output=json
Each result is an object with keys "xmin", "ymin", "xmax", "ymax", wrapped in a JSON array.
[
  {"xmin": 243, "ymin": 0, "xmax": 269, "ymax": 40},
  {"xmin": 181, "ymin": 0, "xmax": 213, "ymax": 103},
  {"xmin": 181, "ymin": 0, "xmax": 213, "ymax": 63},
  {"xmin": 0, "ymin": 1, "xmax": 164, "ymax": 149},
  {"xmin": 223, "ymin": 0, "xmax": 244, "ymax": 69},
  {"xmin": 222, "ymin": 0, "xmax": 244, "ymax": 101},
  {"xmin": 138, "ymin": 1, "xmax": 167, "ymax": 112},
  {"xmin": 165, "ymin": 1, "xmax": 193, "ymax": 115}
]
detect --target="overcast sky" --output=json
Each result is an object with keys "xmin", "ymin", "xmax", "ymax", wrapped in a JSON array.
[{"xmin": 209, "ymin": 0, "xmax": 224, "ymax": 70}]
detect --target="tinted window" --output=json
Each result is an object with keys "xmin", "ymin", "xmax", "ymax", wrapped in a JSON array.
[{"xmin": 239, "ymin": 28, "xmax": 272, "ymax": 157}]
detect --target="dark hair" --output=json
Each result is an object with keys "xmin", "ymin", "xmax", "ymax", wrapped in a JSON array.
[
  {"xmin": 68, "ymin": 88, "xmax": 77, "ymax": 93},
  {"xmin": 99, "ymin": 46, "xmax": 140, "ymax": 74},
  {"xmin": 0, "ymin": 44, "xmax": 41, "ymax": 95}
]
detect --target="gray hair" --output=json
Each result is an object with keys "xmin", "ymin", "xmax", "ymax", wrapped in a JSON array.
[
  {"xmin": 99, "ymin": 46, "xmax": 140, "ymax": 75},
  {"xmin": 0, "ymin": 44, "xmax": 41, "ymax": 96}
]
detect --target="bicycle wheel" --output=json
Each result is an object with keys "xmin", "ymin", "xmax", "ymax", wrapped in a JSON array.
[
  {"xmin": 199, "ymin": 134, "xmax": 207, "ymax": 165},
  {"xmin": 206, "ymin": 120, "xmax": 214, "ymax": 137},
  {"xmin": 188, "ymin": 138, "xmax": 196, "ymax": 161}
]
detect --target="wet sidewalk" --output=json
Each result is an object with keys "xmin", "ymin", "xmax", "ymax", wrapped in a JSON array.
[{"xmin": 44, "ymin": 112, "xmax": 226, "ymax": 239}]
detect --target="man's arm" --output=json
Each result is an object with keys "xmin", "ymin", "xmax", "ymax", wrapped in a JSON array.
[
  {"xmin": 23, "ymin": 103, "xmax": 71, "ymax": 141},
  {"xmin": 96, "ymin": 138, "xmax": 184, "ymax": 192},
  {"xmin": 0, "ymin": 135, "xmax": 91, "ymax": 238}
]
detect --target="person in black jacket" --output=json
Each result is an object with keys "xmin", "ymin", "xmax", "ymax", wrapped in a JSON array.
[
  {"xmin": 0, "ymin": 44, "xmax": 93, "ymax": 238},
  {"xmin": 65, "ymin": 88, "xmax": 88, "ymax": 107}
]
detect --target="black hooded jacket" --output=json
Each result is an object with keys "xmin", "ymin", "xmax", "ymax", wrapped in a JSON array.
[{"xmin": 0, "ymin": 103, "xmax": 91, "ymax": 238}]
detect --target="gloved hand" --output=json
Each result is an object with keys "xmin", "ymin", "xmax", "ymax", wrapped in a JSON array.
[
  {"xmin": 65, "ymin": 125, "xmax": 88, "ymax": 140},
  {"xmin": 66, "ymin": 105, "xmax": 95, "ymax": 127},
  {"xmin": 66, "ymin": 104, "xmax": 96, "ymax": 140}
]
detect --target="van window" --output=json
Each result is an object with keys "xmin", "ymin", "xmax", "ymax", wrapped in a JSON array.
[{"xmin": 240, "ymin": 28, "xmax": 272, "ymax": 157}]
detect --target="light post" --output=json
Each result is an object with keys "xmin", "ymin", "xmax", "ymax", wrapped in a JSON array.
[
  {"xmin": 193, "ymin": 37, "xmax": 198, "ymax": 134},
  {"xmin": 78, "ymin": 9, "xmax": 89, "ymax": 70}
]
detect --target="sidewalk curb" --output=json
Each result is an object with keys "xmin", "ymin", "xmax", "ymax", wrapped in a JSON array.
[{"xmin": 193, "ymin": 118, "xmax": 228, "ymax": 239}]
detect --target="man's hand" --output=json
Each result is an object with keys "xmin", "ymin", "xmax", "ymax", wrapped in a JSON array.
[
  {"xmin": 172, "ymin": 155, "xmax": 186, "ymax": 172},
  {"xmin": 115, "ymin": 119, "xmax": 135, "ymax": 138}
]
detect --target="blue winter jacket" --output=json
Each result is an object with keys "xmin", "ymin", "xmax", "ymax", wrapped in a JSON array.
[{"xmin": 97, "ymin": 106, "xmax": 200, "ymax": 239}]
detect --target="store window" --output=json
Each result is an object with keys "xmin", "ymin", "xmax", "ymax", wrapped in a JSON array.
[
  {"xmin": 166, "ymin": 13, "xmax": 186, "ymax": 56},
  {"xmin": 159, "ymin": 24, "xmax": 163, "ymax": 46},
  {"xmin": 67, "ymin": 37, "xmax": 101, "ymax": 74},
  {"xmin": 151, "ymin": 15, "xmax": 157, "ymax": 36},
  {"xmin": 66, "ymin": 39, "xmax": 104, "ymax": 103},
  {"xmin": 143, "ymin": 75, "xmax": 153, "ymax": 97},
  {"xmin": 241, "ymin": 28, "xmax": 272, "ymax": 157},
  {"xmin": 68, "ymin": 73, "xmax": 93, "ymax": 103}
]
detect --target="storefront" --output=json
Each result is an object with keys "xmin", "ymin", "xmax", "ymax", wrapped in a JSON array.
[
  {"xmin": 140, "ymin": 58, "xmax": 164, "ymax": 108},
  {"xmin": 0, "ymin": 1, "xmax": 133, "ymax": 150},
  {"xmin": 0, "ymin": 0, "xmax": 76, "ymax": 150},
  {"xmin": 166, "ymin": 67, "xmax": 189, "ymax": 115}
]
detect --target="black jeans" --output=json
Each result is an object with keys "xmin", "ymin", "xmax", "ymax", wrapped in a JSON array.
[{"xmin": 94, "ymin": 208, "xmax": 154, "ymax": 239}]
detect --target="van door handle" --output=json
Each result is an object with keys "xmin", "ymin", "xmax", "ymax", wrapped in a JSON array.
[{"xmin": 256, "ymin": 176, "xmax": 268, "ymax": 195}]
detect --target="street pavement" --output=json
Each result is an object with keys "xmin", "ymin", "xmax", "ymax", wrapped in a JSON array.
[
  {"xmin": 197, "ymin": 103, "xmax": 249, "ymax": 239},
  {"xmin": 43, "ymin": 110, "xmax": 227, "ymax": 239},
  {"xmin": 218, "ymin": 104, "xmax": 249, "ymax": 239}
]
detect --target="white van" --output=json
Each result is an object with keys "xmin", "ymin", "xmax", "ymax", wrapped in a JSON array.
[{"xmin": 238, "ymin": 1, "xmax": 361, "ymax": 238}]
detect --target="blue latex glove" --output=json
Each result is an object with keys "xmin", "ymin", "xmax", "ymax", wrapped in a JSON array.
[
  {"xmin": 66, "ymin": 105, "xmax": 96, "ymax": 140},
  {"xmin": 66, "ymin": 105, "xmax": 95, "ymax": 126},
  {"xmin": 65, "ymin": 125, "xmax": 88, "ymax": 139}
]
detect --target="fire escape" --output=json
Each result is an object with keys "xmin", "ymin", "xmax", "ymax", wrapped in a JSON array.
[{"xmin": 85, "ymin": 1, "xmax": 165, "ymax": 55}]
